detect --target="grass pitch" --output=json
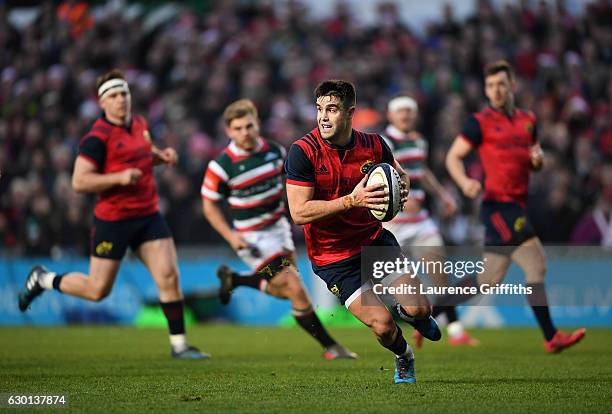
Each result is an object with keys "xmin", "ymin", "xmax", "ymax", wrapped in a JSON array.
[{"xmin": 1, "ymin": 326, "xmax": 610, "ymax": 413}]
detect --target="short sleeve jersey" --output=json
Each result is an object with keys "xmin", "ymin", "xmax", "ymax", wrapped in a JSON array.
[
  {"xmin": 285, "ymin": 128, "xmax": 394, "ymax": 266},
  {"xmin": 78, "ymin": 115, "xmax": 158, "ymax": 221},
  {"xmin": 381, "ymin": 125, "xmax": 429, "ymax": 223},
  {"xmin": 201, "ymin": 138, "xmax": 286, "ymax": 232},
  {"xmin": 460, "ymin": 107, "xmax": 537, "ymax": 206}
]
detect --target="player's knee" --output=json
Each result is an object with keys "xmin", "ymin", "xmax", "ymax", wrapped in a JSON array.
[
  {"xmin": 158, "ymin": 269, "xmax": 180, "ymax": 290},
  {"xmin": 527, "ymin": 260, "xmax": 547, "ymax": 283},
  {"xmin": 89, "ymin": 284, "xmax": 112, "ymax": 302},
  {"xmin": 403, "ymin": 305, "xmax": 431, "ymax": 319},
  {"xmin": 534, "ymin": 262, "xmax": 547, "ymax": 281},
  {"xmin": 478, "ymin": 266, "xmax": 506, "ymax": 285},
  {"xmin": 284, "ymin": 274, "xmax": 304, "ymax": 298}
]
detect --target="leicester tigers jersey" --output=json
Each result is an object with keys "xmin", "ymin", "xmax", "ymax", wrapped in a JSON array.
[
  {"xmin": 382, "ymin": 125, "xmax": 429, "ymax": 224},
  {"xmin": 201, "ymin": 137, "xmax": 286, "ymax": 232}
]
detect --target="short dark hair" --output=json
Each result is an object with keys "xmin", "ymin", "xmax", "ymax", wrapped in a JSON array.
[
  {"xmin": 314, "ymin": 80, "xmax": 356, "ymax": 110},
  {"xmin": 96, "ymin": 69, "xmax": 126, "ymax": 91},
  {"xmin": 483, "ymin": 60, "xmax": 515, "ymax": 80}
]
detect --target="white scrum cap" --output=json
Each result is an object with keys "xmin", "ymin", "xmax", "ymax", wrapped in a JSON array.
[{"xmin": 387, "ymin": 96, "xmax": 418, "ymax": 113}]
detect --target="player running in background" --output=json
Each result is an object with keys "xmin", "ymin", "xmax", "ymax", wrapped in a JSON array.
[
  {"xmin": 285, "ymin": 80, "xmax": 441, "ymax": 384},
  {"xmin": 202, "ymin": 99, "xmax": 356, "ymax": 360},
  {"xmin": 17, "ymin": 69, "xmax": 208, "ymax": 360},
  {"xmin": 445, "ymin": 60, "xmax": 585, "ymax": 353},
  {"xmin": 382, "ymin": 96, "xmax": 478, "ymax": 348}
]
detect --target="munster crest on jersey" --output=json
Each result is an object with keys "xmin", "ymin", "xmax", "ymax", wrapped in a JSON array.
[{"xmin": 360, "ymin": 160, "xmax": 375, "ymax": 174}]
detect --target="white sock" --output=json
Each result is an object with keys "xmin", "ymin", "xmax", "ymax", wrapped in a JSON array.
[
  {"xmin": 447, "ymin": 321, "xmax": 465, "ymax": 338},
  {"xmin": 38, "ymin": 272, "xmax": 56, "ymax": 290},
  {"xmin": 397, "ymin": 343, "xmax": 414, "ymax": 360},
  {"xmin": 170, "ymin": 334, "xmax": 188, "ymax": 353}
]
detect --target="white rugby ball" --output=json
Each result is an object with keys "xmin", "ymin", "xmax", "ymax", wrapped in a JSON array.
[{"xmin": 366, "ymin": 163, "xmax": 402, "ymax": 222}]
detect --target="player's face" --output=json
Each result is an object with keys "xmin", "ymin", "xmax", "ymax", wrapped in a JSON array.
[
  {"xmin": 316, "ymin": 95, "xmax": 354, "ymax": 142},
  {"xmin": 100, "ymin": 90, "xmax": 131, "ymax": 124},
  {"xmin": 485, "ymin": 71, "xmax": 514, "ymax": 110},
  {"xmin": 388, "ymin": 107, "xmax": 417, "ymax": 133},
  {"xmin": 226, "ymin": 113, "xmax": 259, "ymax": 151}
]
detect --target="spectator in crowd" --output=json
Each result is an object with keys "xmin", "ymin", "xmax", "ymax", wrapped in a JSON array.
[
  {"xmin": 0, "ymin": 0, "xmax": 610, "ymax": 255},
  {"xmin": 571, "ymin": 161, "xmax": 612, "ymax": 246}
]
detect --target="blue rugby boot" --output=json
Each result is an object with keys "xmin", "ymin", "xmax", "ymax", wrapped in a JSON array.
[
  {"xmin": 172, "ymin": 346, "xmax": 210, "ymax": 360},
  {"xmin": 394, "ymin": 355, "xmax": 416, "ymax": 384},
  {"xmin": 396, "ymin": 304, "xmax": 442, "ymax": 341}
]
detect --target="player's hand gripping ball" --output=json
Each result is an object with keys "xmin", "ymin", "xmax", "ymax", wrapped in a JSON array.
[{"xmin": 366, "ymin": 163, "xmax": 402, "ymax": 222}]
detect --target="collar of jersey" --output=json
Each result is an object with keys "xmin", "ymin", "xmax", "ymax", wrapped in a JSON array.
[
  {"xmin": 385, "ymin": 124, "xmax": 413, "ymax": 141},
  {"xmin": 318, "ymin": 129, "xmax": 356, "ymax": 150},
  {"xmin": 486, "ymin": 104, "xmax": 516, "ymax": 119},
  {"xmin": 101, "ymin": 115, "xmax": 132, "ymax": 131},
  {"xmin": 228, "ymin": 137, "xmax": 264, "ymax": 156}
]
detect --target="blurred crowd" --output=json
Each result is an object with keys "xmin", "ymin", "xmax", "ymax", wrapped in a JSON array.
[{"xmin": 0, "ymin": 0, "xmax": 611, "ymax": 256}]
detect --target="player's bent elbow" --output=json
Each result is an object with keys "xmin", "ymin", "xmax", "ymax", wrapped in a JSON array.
[
  {"xmin": 288, "ymin": 207, "xmax": 309, "ymax": 225},
  {"xmin": 71, "ymin": 176, "xmax": 87, "ymax": 193},
  {"xmin": 444, "ymin": 152, "xmax": 456, "ymax": 171},
  {"xmin": 290, "ymin": 212, "xmax": 307, "ymax": 226}
]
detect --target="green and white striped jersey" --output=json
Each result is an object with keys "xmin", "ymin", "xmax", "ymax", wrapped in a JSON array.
[
  {"xmin": 381, "ymin": 124, "xmax": 429, "ymax": 223},
  {"xmin": 202, "ymin": 138, "xmax": 286, "ymax": 232}
]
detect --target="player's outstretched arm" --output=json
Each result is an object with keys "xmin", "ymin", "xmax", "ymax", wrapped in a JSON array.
[
  {"xmin": 202, "ymin": 198, "xmax": 248, "ymax": 251},
  {"xmin": 286, "ymin": 177, "xmax": 387, "ymax": 225},
  {"xmin": 72, "ymin": 156, "xmax": 142, "ymax": 193},
  {"xmin": 445, "ymin": 136, "xmax": 481, "ymax": 199}
]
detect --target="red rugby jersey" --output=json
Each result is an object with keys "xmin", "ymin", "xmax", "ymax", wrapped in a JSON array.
[
  {"xmin": 285, "ymin": 128, "xmax": 394, "ymax": 266},
  {"xmin": 460, "ymin": 106, "xmax": 537, "ymax": 206},
  {"xmin": 78, "ymin": 115, "xmax": 158, "ymax": 221}
]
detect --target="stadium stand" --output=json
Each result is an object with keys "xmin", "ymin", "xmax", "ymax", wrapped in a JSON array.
[{"xmin": 0, "ymin": 0, "xmax": 610, "ymax": 256}]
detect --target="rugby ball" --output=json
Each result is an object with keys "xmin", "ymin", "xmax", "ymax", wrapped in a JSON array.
[{"xmin": 366, "ymin": 163, "xmax": 402, "ymax": 222}]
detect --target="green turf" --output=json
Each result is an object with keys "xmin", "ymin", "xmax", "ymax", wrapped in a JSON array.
[{"xmin": 0, "ymin": 326, "xmax": 610, "ymax": 413}]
